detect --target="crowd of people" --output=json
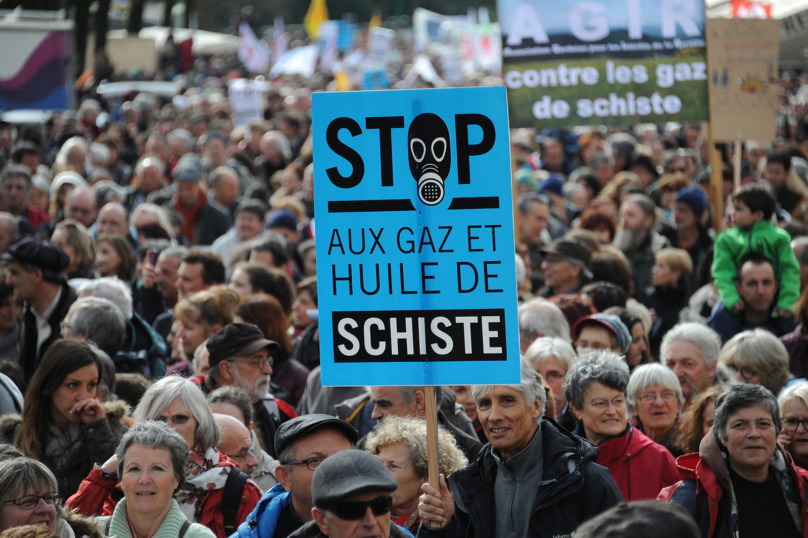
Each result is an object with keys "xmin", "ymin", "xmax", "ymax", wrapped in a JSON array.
[{"xmin": 1, "ymin": 46, "xmax": 808, "ymax": 538}]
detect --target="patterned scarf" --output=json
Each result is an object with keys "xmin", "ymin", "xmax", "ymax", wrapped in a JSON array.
[{"xmin": 173, "ymin": 444, "xmax": 236, "ymax": 520}]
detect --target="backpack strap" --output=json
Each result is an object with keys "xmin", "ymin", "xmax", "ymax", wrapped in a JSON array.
[
  {"xmin": 104, "ymin": 517, "xmax": 112, "ymax": 536},
  {"xmin": 221, "ymin": 468, "xmax": 249, "ymax": 536},
  {"xmin": 178, "ymin": 519, "xmax": 192, "ymax": 538}
]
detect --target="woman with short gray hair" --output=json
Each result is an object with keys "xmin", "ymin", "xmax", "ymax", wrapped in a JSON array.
[
  {"xmin": 366, "ymin": 417, "xmax": 468, "ymax": 533},
  {"xmin": 66, "ymin": 376, "xmax": 262, "ymax": 538},
  {"xmin": 566, "ymin": 351, "xmax": 678, "ymax": 500},
  {"xmin": 718, "ymin": 329, "xmax": 792, "ymax": 395},
  {"xmin": 98, "ymin": 421, "xmax": 214, "ymax": 538},
  {"xmin": 627, "ymin": 364, "xmax": 685, "ymax": 457},
  {"xmin": 778, "ymin": 381, "xmax": 808, "ymax": 470},
  {"xmin": 662, "ymin": 384, "xmax": 808, "ymax": 536}
]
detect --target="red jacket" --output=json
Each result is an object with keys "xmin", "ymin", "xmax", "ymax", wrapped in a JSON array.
[
  {"xmin": 658, "ymin": 430, "xmax": 808, "ymax": 538},
  {"xmin": 596, "ymin": 423, "xmax": 678, "ymax": 501},
  {"xmin": 67, "ymin": 463, "xmax": 261, "ymax": 538}
]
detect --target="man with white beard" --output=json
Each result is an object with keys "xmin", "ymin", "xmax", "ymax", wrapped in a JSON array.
[
  {"xmin": 204, "ymin": 323, "xmax": 296, "ymax": 459},
  {"xmin": 614, "ymin": 193, "xmax": 669, "ymax": 297}
]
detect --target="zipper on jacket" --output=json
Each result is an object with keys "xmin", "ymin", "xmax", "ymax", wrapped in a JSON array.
[{"xmin": 627, "ymin": 453, "xmax": 632, "ymax": 501}]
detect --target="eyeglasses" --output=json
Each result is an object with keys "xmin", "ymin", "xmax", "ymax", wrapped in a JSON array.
[
  {"xmin": 784, "ymin": 417, "xmax": 808, "ymax": 432},
  {"xmin": 638, "ymin": 391, "xmax": 678, "ymax": 404},
  {"xmin": 544, "ymin": 371, "xmax": 566, "ymax": 382},
  {"xmin": 588, "ymin": 397, "xmax": 626, "ymax": 411},
  {"xmin": 286, "ymin": 457, "xmax": 325, "ymax": 471},
  {"xmin": 230, "ymin": 356, "xmax": 274, "ymax": 369},
  {"xmin": 726, "ymin": 364, "xmax": 757, "ymax": 382},
  {"xmin": 327, "ymin": 495, "xmax": 393, "ymax": 521},
  {"xmin": 3, "ymin": 494, "xmax": 60, "ymax": 510},
  {"xmin": 227, "ymin": 450, "xmax": 252, "ymax": 463},
  {"xmin": 543, "ymin": 255, "xmax": 573, "ymax": 266},
  {"xmin": 156, "ymin": 414, "xmax": 193, "ymax": 425}
]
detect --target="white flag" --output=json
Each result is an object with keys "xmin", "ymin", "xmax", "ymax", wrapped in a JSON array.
[{"xmin": 239, "ymin": 22, "xmax": 271, "ymax": 74}]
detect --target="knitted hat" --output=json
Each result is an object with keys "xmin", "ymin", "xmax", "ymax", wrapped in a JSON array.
[{"xmin": 675, "ymin": 187, "xmax": 707, "ymax": 218}]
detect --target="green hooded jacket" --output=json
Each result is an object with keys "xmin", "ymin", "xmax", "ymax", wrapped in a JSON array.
[{"xmin": 711, "ymin": 220, "xmax": 800, "ymax": 312}]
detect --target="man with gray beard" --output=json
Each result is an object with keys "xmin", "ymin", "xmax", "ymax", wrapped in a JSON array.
[
  {"xmin": 204, "ymin": 323, "xmax": 296, "ymax": 458},
  {"xmin": 660, "ymin": 322, "xmax": 725, "ymax": 411},
  {"xmin": 614, "ymin": 194, "xmax": 669, "ymax": 297}
]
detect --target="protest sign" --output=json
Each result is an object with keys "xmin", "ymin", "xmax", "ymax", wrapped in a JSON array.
[
  {"xmin": 498, "ymin": 0, "xmax": 709, "ymax": 128},
  {"xmin": 731, "ymin": 0, "xmax": 772, "ymax": 19},
  {"xmin": 706, "ymin": 18, "xmax": 779, "ymax": 141},
  {"xmin": 313, "ymin": 87, "xmax": 520, "ymax": 387},
  {"xmin": 227, "ymin": 79, "xmax": 264, "ymax": 126}
]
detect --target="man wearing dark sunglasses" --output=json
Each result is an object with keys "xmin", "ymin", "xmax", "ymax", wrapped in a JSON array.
[{"xmin": 300, "ymin": 450, "xmax": 412, "ymax": 538}]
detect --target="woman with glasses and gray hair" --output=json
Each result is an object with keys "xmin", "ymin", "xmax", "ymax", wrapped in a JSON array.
[
  {"xmin": 718, "ymin": 329, "xmax": 792, "ymax": 395},
  {"xmin": 627, "ymin": 363, "xmax": 685, "ymax": 457},
  {"xmin": 525, "ymin": 337, "xmax": 578, "ymax": 431},
  {"xmin": 366, "ymin": 416, "xmax": 468, "ymax": 533},
  {"xmin": 778, "ymin": 381, "xmax": 808, "ymax": 471},
  {"xmin": 66, "ymin": 376, "xmax": 261, "ymax": 538},
  {"xmin": 566, "ymin": 351, "xmax": 678, "ymax": 500},
  {"xmin": 96, "ymin": 421, "xmax": 214, "ymax": 538},
  {"xmin": 0, "ymin": 457, "xmax": 102, "ymax": 537},
  {"xmin": 661, "ymin": 384, "xmax": 808, "ymax": 537}
]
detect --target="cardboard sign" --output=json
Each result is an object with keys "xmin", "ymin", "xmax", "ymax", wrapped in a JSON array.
[
  {"xmin": 497, "ymin": 0, "xmax": 709, "ymax": 128},
  {"xmin": 706, "ymin": 18, "xmax": 779, "ymax": 141},
  {"xmin": 227, "ymin": 79, "xmax": 264, "ymax": 127},
  {"xmin": 313, "ymin": 87, "xmax": 520, "ymax": 387}
]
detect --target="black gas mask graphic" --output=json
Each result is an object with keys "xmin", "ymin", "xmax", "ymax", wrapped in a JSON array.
[{"xmin": 408, "ymin": 113, "xmax": 451, "ymax": 206}]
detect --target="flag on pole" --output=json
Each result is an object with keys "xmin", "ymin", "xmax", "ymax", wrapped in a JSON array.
[
  {"xmin": 368, "ymin": 10, "xmax": 381, "ymax": 30},
  {"xmin": 304, "ymin": 0, "xmax": 329, "ymax": 38},
  {"xmin": 238, "ymin": 22, "xmax": 271, "ymax": 74}
]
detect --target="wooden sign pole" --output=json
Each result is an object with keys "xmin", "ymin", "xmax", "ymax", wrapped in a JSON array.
[
  {"xmin": 424, "ymin": 386, "xmax": 441, "ymax": 529},
  {"xmin": 705, "ymin": 15, "xmax": 723, "ymax": 234}
]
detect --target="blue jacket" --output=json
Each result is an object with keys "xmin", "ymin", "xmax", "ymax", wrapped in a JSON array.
[
  {"xmin": 706, "ymin": 300, "xmax": 796, "ymax": 344},
  {"xmin": 230, "ymin": 483, "xmax": 291, "ymax": 538}
]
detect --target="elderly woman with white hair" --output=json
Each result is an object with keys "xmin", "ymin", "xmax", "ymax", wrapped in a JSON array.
[
  {"xmin": 718, "ymin": 329, "xmax": 792, "ymax": 395},
  {"xmin": 366, "ymin": 417, "xmax": 468, "ymax": 533},
  {"xmin": 66, "ymin": 376, "xmax": 261, "ymax": 538},
  {"xmin": 418, "ymin": 357, "xmax": 623, "ymax": 535},
  {"xmin": 566, "ymin": 351, "xmax": 678, "ymax": 501},
  {"xmin": 779, "ymin": 381, "xmax": 808, "ymax": 470},
  {"xmin": 525, "ymin": 337, "xmax": 578, "ymax": 431},
  {"xmin": 627, "ymin": 363, "xmax": 685, "ymax": 457}
]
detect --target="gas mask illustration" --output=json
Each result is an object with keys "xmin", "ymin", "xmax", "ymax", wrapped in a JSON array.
[{"xmin": 408, "ymin": 113, "xmax": 451, "ymax": 206}]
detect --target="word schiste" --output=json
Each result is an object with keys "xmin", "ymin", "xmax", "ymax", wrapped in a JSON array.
[{"xmin": 313, "ymin": 87, "xmax": 521, "ymax": 387}]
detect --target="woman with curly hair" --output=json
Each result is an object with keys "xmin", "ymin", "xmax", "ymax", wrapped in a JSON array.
[{"xmin": 366, "ymin": 416, "xmax": 468, "ymax": 533}]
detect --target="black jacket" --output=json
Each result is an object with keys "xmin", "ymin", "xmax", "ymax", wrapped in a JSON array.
[
  {"xmin": 289, "ymin": 520, "xmax": 413, "ymax": 538},
  {"xmin": 416, "ymin": 418, "xmax": 623, "ymax": 538},
  {"xmin": 16, "ymin": 282, "xmax": 77, "ymax": 382}
]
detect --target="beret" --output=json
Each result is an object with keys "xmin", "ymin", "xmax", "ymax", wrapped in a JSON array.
[{"xmin": 3, "ymin": 237, "xmax": 69, "ymax": 277}]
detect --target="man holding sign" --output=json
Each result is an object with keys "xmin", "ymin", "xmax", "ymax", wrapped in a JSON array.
[{"xmin": 417, "ymin": 358, "xmax": 623, "ymax": 538}]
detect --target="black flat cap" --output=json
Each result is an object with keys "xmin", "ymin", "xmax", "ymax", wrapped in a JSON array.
[
  {"xmin": 275, "ymin": 414, "xmax": 357, "ymax": 457},
  {"xmin": 312, "ymin": 449, "xmax": 397, "ymax": 509},
  {"xmin": 206, "ymin": 323, "xmax": 278, "ymax": 368},
  {"xmin": 3, "ymin": 238, "xmax": 69, "ymax": 276},
  {"xmin": 540, "ymin": 238, "xmax": 592, "ymax": 269}
]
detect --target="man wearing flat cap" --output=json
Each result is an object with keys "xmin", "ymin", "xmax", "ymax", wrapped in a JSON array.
[
  {"xmin": 233, "ymin": 414, "xmax": 358, "ymax": 538},
  {"xmin": 169, "ymin": 153, "xmax": 230, "ymax": 245},
  {"xmin": 537, "ymin": 237, "xmax": 592, "ymax": 298},
  {"xmin": 204, "ymin": 323, "xmax": 294, "ymax": 457},
  {"xmin": 287, "ymin": 449, "xmax": 413, "ymax": 538},
  {"xmin": 4, "ymin": 237, "xmax": 77, "ymax": 381}
]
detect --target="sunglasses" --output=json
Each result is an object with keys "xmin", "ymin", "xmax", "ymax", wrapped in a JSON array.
[
  {"xmin": 328, "ymin": 495, "xmax": 393, "ymax": 520},
  {"xmin": 156, "ymin": 414, "xmax": 192, "ymax": 425}
]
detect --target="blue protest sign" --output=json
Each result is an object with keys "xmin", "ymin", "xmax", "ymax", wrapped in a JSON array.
[{"xmin": 313, "ymin": 87, "xmax": 520, "ymax": 386}]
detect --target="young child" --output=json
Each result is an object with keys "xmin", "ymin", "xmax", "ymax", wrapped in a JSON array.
[{"xmin": 712, "ymin": 183, "xmax": 800, "ymax": 316}]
